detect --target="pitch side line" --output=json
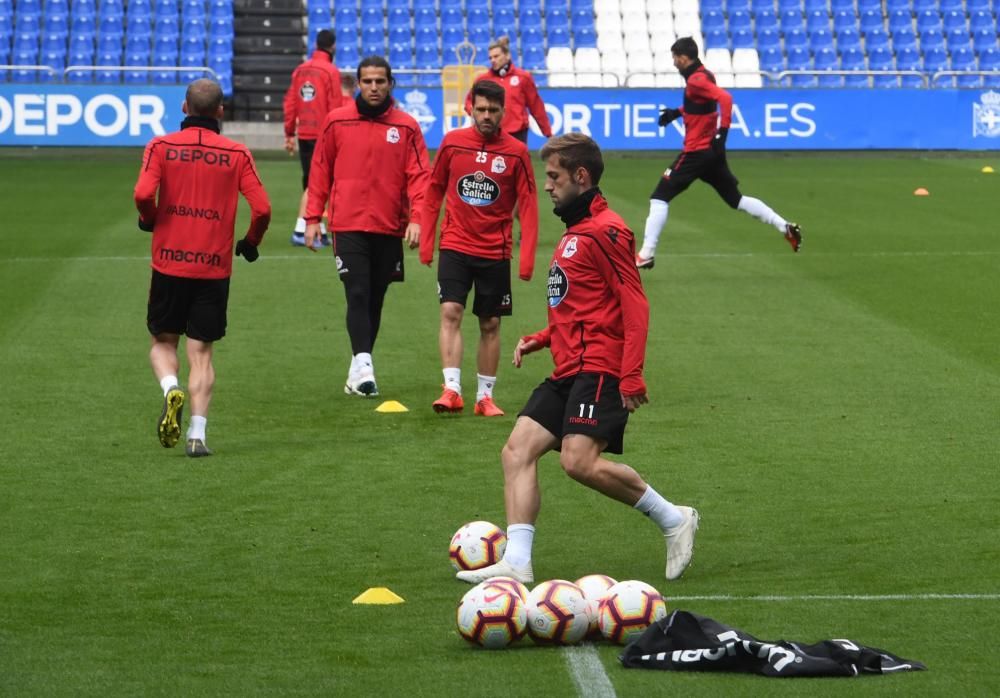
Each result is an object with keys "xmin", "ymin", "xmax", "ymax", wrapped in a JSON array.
[
  {"xmin": 668, "ymin": 593, "xmax": 1000, "ymax": 601},
  {"xmin": 563, "ymin": 645, "xmax": 616, "ymax": 698}
]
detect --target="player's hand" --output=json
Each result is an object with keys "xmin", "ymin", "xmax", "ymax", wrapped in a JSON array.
[
  {"xmin": 404, "ymin": 222, "xmax": 421, "ymax": 249},
  {"xmin": 235, "ymin": 237, "xmax": 259, "ymax": 262},
  {"xmin": 513, "ymin": 337, "xmax": 543, "ymax": 368},
  {"xmin": 284, "ymin": 136, "xmax": 296, "ymax": 155},
  {"xmin": 137, "ymin": 216, "xmax": 154, "ymax": 232},
  {"xmin": 711, "ymin": 127, "xmax": 729, "ymax": 156},
  {"xmin": 622, "ymin": 393, "xmax": 649, "ymax": 413},
  {"xmin": 303, "ymin": 222, "xmax": 321, "ymax": 252},
  {"xmin": 658, "ymin": 108, "xmax": 682, "ymax": 127}
]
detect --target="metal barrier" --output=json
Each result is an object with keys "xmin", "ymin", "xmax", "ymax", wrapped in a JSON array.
[{"xmin": 772, "ymin": 69, "xmax": 930, "ymax": 86}]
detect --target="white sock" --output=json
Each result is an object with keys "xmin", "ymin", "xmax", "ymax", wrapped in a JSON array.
[
  {"xmin": 355, "ymin": 352, "xmax": 373, "ymax": 376},
  {"xmin": 504, "ymin": 523, "xmax": 535, "ymax": 568},
  {"xmin": 640, "ymin": 199, "xmax": 669, "ymax": 258},
  {"xmin": 187, "ymin": 415, "xmax": 206, "ymax": 441},
  {"xmin": 320, "ymin": 220, "xmax": 328, "ymax": 235},
  {"xmin": 294, "ymin": 217, "xmax": 306, "ymax": 233},
  {"xmin": 634, "ymin": 485, "xmax": 684, "ymax": 532},
  {"xmin": 443, "ymin": 367, "xmax": 461, "ymax": 393},
  {"xmin": 160, "ymin": 375, "xmax": 179, "ymax": 395},
  {"xmin": 737, "ymin": 195, "xmax": 787, "ymax": 232},
  {"xmin": 476, "ymin": 374, "xmax": 496, "ymax": 401}
]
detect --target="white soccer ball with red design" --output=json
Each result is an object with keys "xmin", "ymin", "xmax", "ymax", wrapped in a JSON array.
[
  {"xmin": 455, "ymin": 583, "xmax": 527, "ymax": 649},
  {"xmin": 598, "ymin": 580, "xmax": 668, "ymax": 645},
  {"xmin": 449, "ymin": 521, "xmax": 507, "ymax": 571},
  {"xmin": 575, "ymin": 574, "xmax": 618, "ymax": 637},
  {"xmin": 483, "ymin": 575, "xmax": 529, "ymax": 602},
  {"xmin": 524, "ymin": 579, "xmax": 591, "ymax": 645}
]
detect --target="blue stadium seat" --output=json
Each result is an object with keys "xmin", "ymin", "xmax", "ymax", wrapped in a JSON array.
[
  {"xmin": 388, "ymin": 24, "xmax": 409, "ymax": 47},
  {"xmin": 155, "ymin": 14, "xmax": 178, "ymax": 36},
  {"xmin": 919, "ymin": 28, "xmax": 945, "ymax": 52},
  {"xmin": 493, "ymin": 7, "xmax": 516, "ymax": 37},
  {"xmin": 804, "ymin": 0, "xmax": 826, "ymax": 12},
  {"xmin": 414, "ymin": 42, "xmax": 438, "ymax": 68},
  {"xmin": 912, "ymin": 0, "xmax": 936, "ymax": 11},
  {"xmin": 386, "ymin": 7, "xmax": 407, "ymax": 29},
  {"xmin": 922, "ymin": 45, "xmax": 947, "ymax": 72},
  {"xmin": 336, "ymin": 41, "xmax": 359, "ymax": 67},
  {"xmin": 776, "ymin": 0, "xmax": 799, "ymax": 12},
  {"xmin": 182, "ymin": 0, "xmax": 204, "ymax": 19},
  {"xmin": 942, "ymin": 10, "xmax": 966, "ymax": 33},
  {"xmin": 915, "ymin": 10, "xmax": 941, "ymax": 33},
  {"xmin": 336, "ymin": 7, "xmax": 358, "ymax": 32},
  {"xmin": 885, "ymin": 0, "xmax": 908, "ymax": 11},
  {"xmin": 973, "ymin": 28, "xmax": 998, "ymax": 55},
  {"xmin": 705, "ymin": 28, "xmax": 728, "ymax": 49},
  {"xmin": 966, "ymin": 0, "xmax": 989, "ymax": 11},
  {"xmin": 952, "ymin": 47, "xmax": 980, "ymax": 86},
  {"xmin": 47, "ymin": 0, "xmax": 70, "ymax": 14},
  {"xmin": 127, "ymin": 13, "xmax": 152, "ymax": 36},
  {"xmin": 865, "ymin": 27, "xmax": 890, "ymax": 51},
  {"xmin": 388, "ymin": 43, "xmax": 412, "ymax": 67},
  {"xmin": 100, "ymin": 0, "xmax": 125, "ymax": 20},
  {"xmin": 869, "ymin": 46, "xmax": 896, "ymax": 87},
  {"xmin": 97, "ymin": 33, "xmax": 121, "ymax": 54},
  {"xmin": 441, "ymin": 25, "xmax": 463, "ymax": 50},
  {"xmin": 575, "ymin": 26, "xmax": 597, "ymax": 48},
  {"xmin": 806, "ymin": 9, "xmax": 829, "ymax": 33},
  {"xmin": 414, "ymin": 24, "xmax": 436, "ymax": 49},
  {"xmin": 153, "ymin": 33, "xmax": 176, "ymax": 56},
  {"xmin": 981, "ymin": 47, "xmax": 1000, "ymax": 85},
  {"xmin": 571, "ymin": 8, "xmax": 595, "ymax": 32},
  {"xmin": 359, "ymin": 0, "xmax": 382, "ymax": 13},
  {"xmin": 892, "ymin": 27, "xmax": 917, "ymax": 53},
  {"xmin": 840, "ymin": 46, "xmax": 864, "ymax": 69},
  {"xmin": 46, "ymin": 12, "xmax": 70, "ymax": 35},
  {"xmin": 469, "ymin": 24, "xmax": 489, "ymax": 47},
  {"xmin": 701, "ymin": 0, "xmax": 723, "ymax": 12},
  {"xmin": 209, "ymin": 0, "xmax": 229, "ymax": 19},
  {"xmin": 413, "ymin": 7, "xmax": 434, "ymax": 31},
  {"xmin": 466, "ymin": 5, "xmax": 488, "ymax": 31},
  {"xmin": 947, "ymin": 27, "xmax": 971, "ymax": 53},
  {"xmin": 521, "ymin": 26, "xmax": 543, "ymax": 51},
  {"xmin": 836, "ymin": 27, "xmax": 861, "ymax": 52},
  {"xmin": 183, "ymin": 16, "xmax": 206, "ymax": 39},
  {"xmin": 757, "ymin": 27, "xmax": 781, "ymax": 50},
  {"xmin": 125, "ymin": 32, "xmax": 149, "ymax": 53},
  {"xmin": 969, "ymin": 10, "xmax": 994, "ymax": 32},
  {"xmin": 412, "ymin": 0, "xmax": 434, "ymax": 9},
  {"xmin": 41, "ymin": 32, "xmax": 66, "ymax": 55},
  {"xmin": 831, "ymin": 10, "xmax": 855, "ymax": 32},
  {"xmin": 362, "ymin": 24, "xmax": 382, "ymax": 48},
  {"xmin": 209, "ymin": 15, "xmax": 231, "ymax": 37},
  {"xmin": 759, "ymin": 45, "xmax": 784, "ymax": 72},
  {"xmin": 809, "ymin": 28, "xmax": 834, "ymax": 51},
  {"xmin": 859, "ymin": 10, "xmax": 883, "ymax": 34},
  {"xmin": 887, "ymin": 10, "xmax": 911, "ymax": 34},
  {"xmin": 442, "ymin": 7, "xmax": 463, "ymax": 30},
  {"xmin": 154, "ymin": 0, "xmax": 178, "ymax": 17},
  {"xmin": 787, "ymin": 46, "xmax": 815, "ymax": 86},
  {"xmin": 182, "ymin": 33, "xmax": 204, "ymax": 57},
  {"xmin": 784, "ymin": 28, "xmax": 808, "ymax": 50},
  {"xmin": 732, "ymin": 27, "xmax": 755, "ymax": 49},
  {"xmin": 16, "ymin": 14, "xmax": 41, "ymax": 33},
  {"xmin": 750, "ymin": 0, "xmax": 771, "ymax": 12},
  {"xmin": 702, "ymin": 9, "xmax": 725, "ymax": 33},
  {"xmin": 814, "ymin": 46, "xmax": 839, "ymax": 86},
  {"xmin": 779, "ymin": 9, "xmax": 803, "ymax": 33},
  {"xmin": 96, "ymin": 50, "xmax": 122, "ymax": 82},
  {"xmin": 360, "ymin": 6, "xmax": 380, "ymax": 27},
  {"xmin": 386, "ymin": 0, "xmax": 408, "ymax": 12},
  {"xmin": 17, "ymin": 0, "xmax": 41, "ymax": 14},
  {"xmin": 754, "ymin": 8, "xmax": 778, "ymax": 33},
  {"xmin": 548, "ymin": 25, "xmax": 570, "ymax": 48},
  {"xmin": 832, "ymin": 0, "xmax": 856, "ymax": 10},
  {"xmin": 522, "ymin": 43, "xmax": 544, "ymax": 70},
  {"xmin": 206, "ymin": 35, "xmax": 230, "ymax": 57},
  {"xmin": 729, "ymin": 9, "xmax": 752, "ymax": 33},
  {"xmin": 726, "ymin": 0, "xmax": 751, "ymax": 14},
  {"xmin": 69, "ymin": 33, "xmax": 93, "ymax": 54},
  {"xmin": 896, "ymin": 46, "xmax": 923, "ymax": 86}
]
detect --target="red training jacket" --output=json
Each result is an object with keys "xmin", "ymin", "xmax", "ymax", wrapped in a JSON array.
[
  {"xmin": 464, "ymin": 65, "xmax": 553, "ymax": 137},
  {"xmin": 523, "ymin": 192, "xmax": 649, "ymax": 397},
  {"xmin": 678, "ymin": 61, "xmax": 733, "ymax": 152},
  {"xmin": 134, "ymin": 121, "xmax": 271, "ymax": 280},
  {"xmin": 283, "ymin": 50, "xmax": 344, "ymax": 141},
  {"xmin": 419, "ymin": 125, "xmax": 539, "ymax": 280},
  {"xmin": 305, "ymin": 99, "xmax": 430, "ymax": 235}
]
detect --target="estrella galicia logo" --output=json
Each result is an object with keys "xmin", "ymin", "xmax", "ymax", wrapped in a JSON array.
[
  {"xmin": 973, "ymin": 91, "xmax": 1000, "ymax": 138},
  {"xmin": 547, "ymin": 261, "xmax": 568, "ymax": 307},
  {"xmin": 457, "ymin": 170, "xmax": 500, "ymax": 206},
  {"xmin": 299, "ymin": 81, "xmax": 316, "ymax": 101}
]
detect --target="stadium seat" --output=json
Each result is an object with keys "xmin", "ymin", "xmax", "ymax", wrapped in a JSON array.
[
  {"xmin": 831, "ymin": 10, "xmax": 855, "ymax": 33},
  {"xmin": 523, "ymin": 43, "xmax": 545, "ymax": 70},
  {"xmin": 891, "ymin": 27, "xmax": 917, "ymax": 53},
  {"xmin": 208, "ymin": 0, "xmax": 229, "ymax": 19},
  {"xmin": 388, "ymin": 43, "xmax": 412, "ymax": 68},
  {"xmin": 101, "ymin": 0, "xmax": 126, "ymax": 19},
  {"xmin": 837, "ymin": 27, "xmax": 861, "ymax": 53},
  {"xmin": 493, "ymin": 8, "xmax": 515, "ymax": 37},
  {"xmin": 726, "ymin": 0, "xmax": 751, "ymax": 13},
  {"xmin": 705, "ymin": 28, "xmax": 728, "ymax": 50},
  {"xmin": 885, "ymin": 0, "xmax": 908, "ymax": 11},
  {"xmin": 209, "ymin": 15, "xmax": 231, "ymax": 37},
  {"xmin": 947, "ymin": 28, "xmax": 971, "ymax": 53},
  {"xmin": 919, "ymin": 28, "xmax": 945, "ymax": 52},
  {"xmin": 183, "ymin": 16, "xmax": 206, "ymax": 39},
  {"xmin": 912, "ymin": 0, "xmax": 936, "ymax": 12},
  {"xmin": 887, "ymin": 10, "xmax": 911, "ymax": 35},
  {"xmin": 546, "ymin": 46, "xmax": 575, "ymax": 87},
  {"xmin": 923, "ymin": 46, "xmax": 947, "ymax": 73},
  {"xmin": 896, "ymin": 46, "xmax": 923, "ymax": 87},
  {"xmin": 69, "ymin": 34, "xmax": 94, "ymax": 55},
  {"xmin": 806, "ymin": 9, "xmax": 829, "ymax": 33},
  {"xmin": 757, "ymin": 28, "xmax": 781, "ymax": 51},
  {"xmin": 732, "ymin": 28, "xmax": 755, "ymax": 50},
  {"xmin": 859, "ymin": 10, "xmax": 883, "ymax": 34},
  {"xmin": 17, "ymin": 0, "xmax": 41, "ymax": 14},
  {"xmin": 441, "ymin": 26, "xmax": 463, "ymax": 51},
  {"xmin": 916, "ymin": 10, "xmax": 942, "ymax": 34},
  {"xmin": 788, "ymin": 47, "xmax": 816, "ymax": 86},
  {"xmin": 784, "ymin": 28, "xmax": 808, "ymax": 51},
  {"xmin": 779, "ymin": 9, "xmax": 803, "ymax": 33},
  {"xmin": 951, "ymin": 46, "xmax": 979, "ymax": 86},
  {"xmin": 42, "ymin": 32, "xmax": 67, "ymax": 55},
  {"xmin": 966, "ymin": 0, "xmax": 990, "ymax": 11},
  {"xmin": 866, "ymin": 27, "xmax": 890, "ymax": 52},
  {"xmin": 754, "ymin": 8, "xmax": 778, "ymax": 33},
  {"xmin": 981, "ymin": 47, "xmax": 1000, "ymax": 85},
  {"xmin": 869, "ymin": 47, "xmax": 897, "ymax": 87},
  {"xmin": 182, "ymin": 0, "xmax": 204, "ymax": 19},
  {"xmin": 841, "ymin": 46, "xmax": 866, "ymax": 86},
  {"xmin": 702, "ymin": 9, "xmax": 725, "ymax": 34},
  {"xmin": 336, "ymin": 7, "xmax": 359, "ymax": 32},
  {"xmin": 336, "ymin": 42, "xmax": 359, "ymax": 68},
  {"xmin": 941, "ymin": 10, "xmax": 966, "ymax": 33},
  {"xmin": 574, "ymin": 46, "xmax": 602, "ymax": 87},
  {"xmin": 814, "ymin": 46, "xmax": 840, "ymax": 86},
  {"xmin": 810, "ymin": 28, "xmax": 834, "ymax": 52},
  {"xmin": 973, "ymin": 28, "xmax": 998, "ymax": 56},
  {"xmin": 759, "ymin": 45, "xmax": 784, "ymax": 72},
  {"xmin": 729, "ymin": 9, "xmax": 752, "ymax": 33}
]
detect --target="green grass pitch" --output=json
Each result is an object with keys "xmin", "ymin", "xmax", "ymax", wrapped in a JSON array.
[{"xmin": 0, "ymin": 147, "xmax": 998, "ymax": 696}]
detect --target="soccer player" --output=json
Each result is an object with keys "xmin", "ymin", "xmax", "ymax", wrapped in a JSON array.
[
  {"xmin": 420, "ymin": 79, "xmax": 539, "ymax": 416},
  {"xmin": 635, "ymin": 37, "xmax": 802, "ymax": 269},
  {"xmin": 463, "ymin": 36, "xmax": 553, "ymax": 144},
  {"xmin": 455, "ymin": 134, "xmax": 698, "ymax": 585},
  {"xmin": 304, "ymin": 56, "xmax": 430, "ymax": 397},
  {"xmin": 283, "ymin": 29, "xmax": 343, "ymax": 248},
  {"xmin": 134, "ymin": 79, "xmax": 271, "ymax": 457}
]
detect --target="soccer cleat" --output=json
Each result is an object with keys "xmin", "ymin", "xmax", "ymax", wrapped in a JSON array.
[
  {"xmin": 784, "ymin": 223, "xmax": 802, "ymax": 252},
  {"xmin": 474, "ymin": 396, "xmax": 505, "ymax": 417},
  {"xmin": 345, "ymin": 370, "xmax": 379, "ymax": 397},
  {"xmin": 291, "ymin": 232, "xmax": 325, "ymax": 250},
  {"xmin": 319, "ymin": 233, "xmax": 331, "ymax": 247},
  {"xmin": 290, "ymin": 232, "xmax": 306, "ymax": 246},
  {"xmin": 635, "ymin": 252, "xmax": 655, "ymax": 270},
  {"xmin": 456, "ymin": 558, "xmax": 534, "ymax": 585},
  {"xmin": 664, "ymin": 506, "xmax": 699, "ymax": 581},
  {"xmin": 157, "ymin": 386, "xmax": 185, "ymax": 448},
  {"xmin": 185, "ymin": 438, "xmax": 213, "ymax": 457},
  {"xmin": 433, "ymin": 387, "xmax": 464, "ymax": 413}
]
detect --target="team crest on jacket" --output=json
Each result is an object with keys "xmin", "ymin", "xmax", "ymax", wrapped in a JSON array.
[
  {"xmin": 457, "ymin": 170, "xmax": 500, "ymax": 206},
  {"xmin": 510, "ymin": 75, "xmax": 520, "ymax": 86},
  {"xmin": 386, "ymin": 126, "xmax": 400, "ymax": 144},
  {"xmin": 547, "ymin": 261, "xmax": 569, "ymax": 307},
  {"xmin": 491, "ymin": 155, "xmax": 506, "ymax": 174},
  {"xmin": 299, "ymin": 82, "xmax": 316, "ymax": 101},
  {"xmin": 561, "ymin": 236, "xmax": 578, "ymax": 258}
]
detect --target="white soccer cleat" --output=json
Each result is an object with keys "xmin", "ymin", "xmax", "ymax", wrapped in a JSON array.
[
  {"xmin": 344, "ymin": 369, "xmax": 379, "ymax": 397},
  {"xmin": 664, "ymin": 506, "xmax": 699, "ymax": 581},
  {"xmin": 456, "ymin": 559, "xmax": 534, "ymax": 585}
]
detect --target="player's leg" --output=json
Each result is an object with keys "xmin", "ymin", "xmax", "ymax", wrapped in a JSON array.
[
  {"xmin": 336, "ymin": 233, "xmax": 379, "ymax": 396},
  {"xmin": 291, "ymin": 139, "xmax": 324, "ymax": 248},
  {"xmin": 704, "ymin": 160, "xmax": 802, "ymax": 251},
  {"xmin": 147, "ymin": 270, "xmax": 187, "ymax": 448},
  {"xmin": 470, "ymin": 257, "xmax": 512, "ymax": 416},
  {"xmin": 638, "ymin": 152, "xmax": 696, "ymax": 268},
  {"xmin": 433, "ymin": 251, "xmax": 473, "ymax": 412},
  {"xmin": 181, "ymin": 276, "xmax": 229, "ymax": 456}
]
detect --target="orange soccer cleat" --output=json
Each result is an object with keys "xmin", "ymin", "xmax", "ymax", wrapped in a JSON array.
[
  {"xmin": 474, "ymin": 396, "xmax": 505, "ymax": 417},
  {"xmin": 433, "ymin": 387, "xmax": 464, "ymax": 413},
  {"xmin": 784, "ymin": 223, "xmax": 802, "ymax": 252}
]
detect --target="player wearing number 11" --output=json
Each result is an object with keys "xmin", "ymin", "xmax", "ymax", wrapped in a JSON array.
[{"xmin": 455, "ymin": 134, "xmax": 699, "ymax": 586}]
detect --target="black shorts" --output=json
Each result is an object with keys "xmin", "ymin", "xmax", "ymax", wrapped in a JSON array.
[
  {"xmin": 651, "ymin": 149, "xmax": 741, "ymax": 207},
  {"xmin": 298, "ymin": 138, "xmax": 316, "ymax": 190},
  {"xmin": 146, "ymin": 269, "xmax": 230, "ymax": 342},
  {"xmin": 518, "ymin": 372, "xmax": 629, "ymax": 454},
  {"xmin": 437, "ymin": 249, "xmax": 512, "ymax": 318},
  {"xmin": 510, "ymin": 128, "xmax": 528, "ymax": 144},
  {"xmin": 332, "ymin": 231, "xmax": 405, "ymax": 285}
]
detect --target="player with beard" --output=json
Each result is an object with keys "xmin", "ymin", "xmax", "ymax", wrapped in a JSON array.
[
  {"xmin": 420, "ymin": 79, "xmax": 539, "ymax": 416},
  {"xmin": 455, "ymin": 133, "xmax": 699, "ymax": 585},
  {"xmin": 305, "ymin": 56, "xmax": 430, "ymax": 397}
]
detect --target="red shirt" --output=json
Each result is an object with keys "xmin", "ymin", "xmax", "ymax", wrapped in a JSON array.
[
  {"xmin": 419, "ymin": 125, "xmax": 539, "ymax": 280},
  {"xmin": 283, "ymin": 50, "xmax": 344, "ymax": 140},
  {"xmin": 679, "ymin": 62, "xmax": 733, "ymax": 152},
  {"xmin": 464, "ymin": 65, "xmax": 553, "ymax": 136},
  {"xmin": 524, "ymin": 192, "xmax": 649, "ymax": 397},
  {"xmin": 134, "ymin": 121, "xmax": 271, "ymax": 280},
  {"xmin": 305, "ymin": 99, "xmax": 430, "ymax": 236}
]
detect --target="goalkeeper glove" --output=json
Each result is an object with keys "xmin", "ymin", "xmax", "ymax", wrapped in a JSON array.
[
  {"xmin": 658, "ymin": 108, "xmax": 682, "ymax": 127},
  {"xmin": 137, "ymin": 217, "xmax": 154, "ymax": 232},
  {"xmin": 711, "ymin": 127, "xmax": 729, "ymax": 156},
  {"xmin": 235, "ymin": 237, "xmax": 259, "ymax": 263}
]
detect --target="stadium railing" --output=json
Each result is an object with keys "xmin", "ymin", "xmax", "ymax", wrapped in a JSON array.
[{"xmin": 772, "ymin": 68, "xmax": 931, "ymax": 86}]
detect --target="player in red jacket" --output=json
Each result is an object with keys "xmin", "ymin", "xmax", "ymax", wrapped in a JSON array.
[
  {"xmin": 455, "ymin": 134, "xmax": 699, "ymax": 586},
  {"xmin": 304, "ymin": 56, "xmax": 430, "ymax": 397},
  {"xmin": 420, "ymin": 79, "xmax": 539, "ymax": 417},
  {"xmin": 134, "ymin": 79, "xmax": 271, "ymax": 457},
  {"xmin": 463, "ymin": 36, "xmax": 553, "ymax": 144},
  {"xmin": 283, "ymin": 29, "xmax": 343, "ymax": 248},
  {"xmin": 636, "ymin": 37, "xmax": 802, "ymax": 269}
]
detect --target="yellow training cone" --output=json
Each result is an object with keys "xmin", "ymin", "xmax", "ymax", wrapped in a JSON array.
[
  {"xmin": 982, "ymin": 166, "xmax": 995, "ymax": 174},
  {"xmin": 913, "ymin": 187, "xmax": 930, "ymax": 196},
  {"xmin": 375, "ymin": 400, "xmax": 408, "ymax": 413},
  {"xmin": 353, "ymin": 587, "xmax": 405, "ymax": 604}
]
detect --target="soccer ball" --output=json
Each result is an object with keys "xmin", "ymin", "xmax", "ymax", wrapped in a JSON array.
[
  {"xmin": 483, "ymin": 575, "xmax": 529, "ymax": 602},
  {"xmin": 575, "ymin": 574, "xmax": 618, "ymax": 638},
  {"xmin": 598, "ymin": 580, "xmax": 668, "ymax": 645},
  {"xmin": 456, "ymin": 583, "xmax": 527, "ymax": 649},
  {"xmin": 524, "ymin": 580, "xmax": 591, "ymax": 645},
  {"xmin": 449, "ymin": 521, "xmax": 507, "ymax": 571}
]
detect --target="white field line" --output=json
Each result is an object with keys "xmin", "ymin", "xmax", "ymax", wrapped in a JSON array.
[
  {"xmin": 563, "ymin": 644, "xmax": 616, "ymax": 698},
  {"xmin": 669, "ymin": 593, "xmax": 1000, "ymax": 601}
]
